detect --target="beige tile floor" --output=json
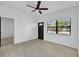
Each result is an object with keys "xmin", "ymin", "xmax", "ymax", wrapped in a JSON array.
[{"xmin": 0, "ymin": 39, "xmax": 78, "ymax": 57}]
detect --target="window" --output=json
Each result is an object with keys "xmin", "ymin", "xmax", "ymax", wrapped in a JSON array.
[
  {"xmin": 47, "ymin": 18, "xmax": 71, "ymax": 35},
  {"xmin": 47, "ymin": 20, "xmax": 56, "ymax": 34}
]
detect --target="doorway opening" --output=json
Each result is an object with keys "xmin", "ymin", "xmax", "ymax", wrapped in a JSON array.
[
  {"xmin": 1, "ymin": 17, "xmax": 14, "ymax": 47},
  {"xmin": 38, "ymin": 22, "xmax": 44, "ymax": 40}
]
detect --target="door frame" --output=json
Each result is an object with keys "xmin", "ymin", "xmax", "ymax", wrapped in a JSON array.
[
  {"xmin": 0, "ymin": 16, "xmax": 14, "ymax": 47},
  {"xmin": 0, "ymin": 17, "xmax": 1, "ymax": 47}
]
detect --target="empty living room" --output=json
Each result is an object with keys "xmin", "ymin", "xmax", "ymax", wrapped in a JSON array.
[{"xmin": 0, "ymin": 0, "xmax": 79, "ymax": 58}]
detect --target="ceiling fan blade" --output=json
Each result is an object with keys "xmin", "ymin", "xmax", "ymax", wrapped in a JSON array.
[
  {"xmin": 36, "ymin": 1, "xmax": 41, "ymax": 9},
  {"xmin": 38, "ymin": 8, "xmax": 48, "ymax": 10},
  {"xmin": 27, "ymin": 5, "xmax": 36, "ymax": 9},
  {"xmin": 39, "ymin": 10, "xmax": 42, "ymax": 14},
  {"xmin": 32, "ymin": 9, "xmax": 36, "ymax": 12}
]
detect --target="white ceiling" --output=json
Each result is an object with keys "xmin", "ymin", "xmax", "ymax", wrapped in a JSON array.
[{"xmin": 0, "ymin": 1, "xmax": 78, "ymax": 15}]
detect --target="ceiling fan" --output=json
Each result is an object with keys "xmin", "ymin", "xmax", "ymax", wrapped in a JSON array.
[{"xmin": 26, "ymin": 1, "xmax": 48, "ymax": 14}]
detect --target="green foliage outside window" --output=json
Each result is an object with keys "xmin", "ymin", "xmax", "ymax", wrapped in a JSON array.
[{"xmin": 47, "ymin": 18, "xmax": 71, "ymax": 35}]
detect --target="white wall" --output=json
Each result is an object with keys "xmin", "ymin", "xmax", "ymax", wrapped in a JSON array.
[
  {"xmin": 0, "ymin": 5, "xmax": 38, "ymax": 44},
  {"xmin": 1, "ymin": 17, "xmax": 14, "ymax": 39},
  {"xmin": 39, "ymin": 7, "xmax": 78, "ymax": 49}
]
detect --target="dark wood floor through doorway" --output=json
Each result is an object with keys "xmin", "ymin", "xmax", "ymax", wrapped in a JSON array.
[{"xmin": 1, "ymin": 37, "xmax": 14, "ymax": 47}]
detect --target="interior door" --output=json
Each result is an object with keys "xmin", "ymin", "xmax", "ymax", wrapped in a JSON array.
[{"xmin": 38, "ymin": 22, "xmax": 44, "ymax": 40}]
